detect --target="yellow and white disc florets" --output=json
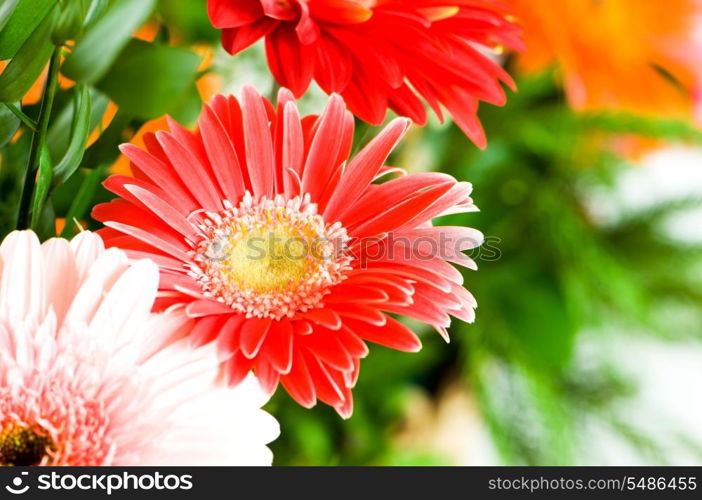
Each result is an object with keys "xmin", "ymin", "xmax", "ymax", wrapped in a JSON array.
[{"xmin": 191, "ymin": 193, "xmax": 352, "ymax": 320}]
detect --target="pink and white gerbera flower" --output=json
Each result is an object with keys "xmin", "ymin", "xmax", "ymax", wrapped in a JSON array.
[{"xmin": 0, "ymin": 230, "xmax": 279, "ymax": 466}]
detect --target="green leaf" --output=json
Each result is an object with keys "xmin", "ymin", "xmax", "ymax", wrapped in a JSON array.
[
  {"xmin": 3, "ymin": 102, "xmax": 36, "ymax": 131},
  {"xmin": 33, "ymin": 197, "xmax": 56, "ymax": 241},
  {"xmin": 0, "ymin": 102, "xmax": 20, "ymax": 147},
  {"xmin": 60, "ymin": 165, "xmax": 103, "ymax": 238},
  {"xmin": 78, "ymin": 110, "xmax": 133, "ymax": 170},
  {"xmin": 167, "ymin": 83, "xmax": 202, "ymax": 126},
  {"xmin": 96, "ymin": 39, "xmax": 201, "ymax": 119},
  {"xmin": 0, "ymin": 0, "xmax": 21, "ymax": 35},
  {"xmin": 53, "ymin": 0, "xmax": 90, "ymax": 45},
  {"xmin": 0, "ymin": 0, "xmax": 54, "ymax": 60},
  {"xmin": 0, "ymin": 15, "xmax": 54, "ymax": 103},
  {"xmin": 46, "ymin": 87, "xmax": 108, "ymax": 160},
  {"xmin": 0, "ymin": 120, "xmax": 30, "ymax": 175},
  {"xmin": 30, "ymin": 144, "xmax": 53, "ymax": 229},
  {"xmin": 84, "ymin": 0, "xmax": 109, "ymax": 26},
  {"xmin": 156, "ymin": 0, "xmax": 220, "ymax": 43},
  {"xmin": 54, "ymin": 85, "xmax": 92, "ymax": 183},
  {"xmin": 34, "ymin": 199, "xmax": 56, "ymax": 240},
  {"xmin": 61, "ymin": 0, "xmax": 155, "ymax": 83}
]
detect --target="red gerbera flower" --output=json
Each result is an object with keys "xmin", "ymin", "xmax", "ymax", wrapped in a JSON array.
[
  {"xmin": 93, "ymin": 87, "xmax": 482, "ymax": 417},
  {"xmin": 207, "ymin": 0, "xmax": 523, "ymax": 148}
]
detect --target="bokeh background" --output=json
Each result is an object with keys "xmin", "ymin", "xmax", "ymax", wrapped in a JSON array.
[{"xmin": 3, "ymin": 0, "xmax": 702, "ymax": 465}]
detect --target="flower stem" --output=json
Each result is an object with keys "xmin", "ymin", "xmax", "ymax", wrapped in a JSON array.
[
  {"xmin": 268, "ymin": 80, "xmax": 281, "ymax": 102},
  {"xmin": 16, "ymin": 47, "xmax": 62, "ymax": 230}
]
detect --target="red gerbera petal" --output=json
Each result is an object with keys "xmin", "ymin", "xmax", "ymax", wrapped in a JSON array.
[
  {"xmin": 207, "ymin": 0, "xmax": 524, "ymax": 146},
  {"xmin": 93, "ymin": 87, "xmax": 481, "ymax": 417}
]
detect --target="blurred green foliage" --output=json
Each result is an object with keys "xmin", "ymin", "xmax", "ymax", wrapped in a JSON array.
[{"xmin": 0, "ymin": 0, "xmax": 214, "ymax": 236}]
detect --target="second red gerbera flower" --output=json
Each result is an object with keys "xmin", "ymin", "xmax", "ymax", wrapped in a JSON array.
[
  {"xmin": 207, "ymin": 0, "xmax": 524, "ymax": 147},
  {"xmin": 93, "ymin": 87, "xmax": 482, "ymax": 417}
]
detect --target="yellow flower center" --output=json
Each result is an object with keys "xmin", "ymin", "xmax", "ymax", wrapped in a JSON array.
[
  {"xmin": 192, "ymin": 194, "xmax": 351, "ymax": 319},
  {"xmin": 215, "ymin": 217, "xmax": 328, "ymax": 293}
]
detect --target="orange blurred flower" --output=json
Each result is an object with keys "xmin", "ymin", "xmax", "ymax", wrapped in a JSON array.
[
  {"xmin": 110, "ymin": 116, "xmax": 169, "ymax": 176},
  {"xmin": 193, "ymin": 44, "xmax": 222, "ymax": 102},
  {"xmin": 510, "ymin": 0, "xmax": 702, "ymax": 118}
]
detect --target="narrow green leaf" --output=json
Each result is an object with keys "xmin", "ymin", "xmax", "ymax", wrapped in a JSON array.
[
  {"xmin": 96, "ymin": 39, "xmax": 201, "ymax": 119},
  {"xmin": 60, "ymin": 165, "xmax": 104, "ymax": 238},
  {"xmin": 3, "ymin": 102, "xmax": 36, "ymax": 131},
  {"xmin": 0, "ymin": 15, "xmax": 54, "ymax": 103},
  {"xmin": 54, "ymin": 85, "xmax": 92, "ymax": 183},
  {"xmin": 46, "ymin": 87, "xmax": 108, "ymax": 160},
  {"xmin": 0, "ymin": 102, "xmax": 20, "ymax": 147},
  {"xmin": 0, "ymin": 0, "xmax": 21, "ymax": 34},
  {"xmin": 30, "ymin": 144, "xmax": 53, "ymax": 229},
  {"xmin": 0, "ymin": 0, "xmax": 54, "ymax": 60},
  {"xmin": 61, "ymin": 0, "xmax": 155, "ymax": 83},
  {"xmin": 35, "ymin": 199, "xmax": 56, "ymax": 240},
  {"xmin": 84, "ymin": 0, "xmax": 110, "ymax": 26},
  {"xmin": 53, "ymin": 0, "xmax": 90, "ymax": 45},
  {"xmin": 79, "ymin": 111, "xmax": 133, "ymax": 169}
]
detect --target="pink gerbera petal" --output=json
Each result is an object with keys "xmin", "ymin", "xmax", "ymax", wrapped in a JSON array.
[{"xmin": 0, "ymin": 230, "xmax": 279, "ymax": 465}]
